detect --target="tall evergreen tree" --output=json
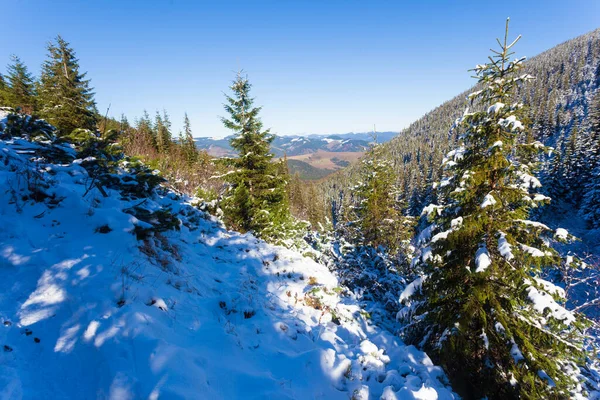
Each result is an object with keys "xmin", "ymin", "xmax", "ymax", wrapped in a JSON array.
[
  {"xmin": 220, "ymin": 72, "xmax": 290, "ymax": 238},
  {"xmin": 399, "ymin": 21, "xmax": 587, "ymax": 399},
  {"xmin": 0, "ymin": 73, "xmax": 7, "ymax": 106},
  {"xmin": 154, "ymin": 109, "xmax": 172, "ymax": 153},
  {"xmin": 162, "ymin": 109, "xmax": 172, "ymax": 148},
  {"xmin": 137, "ymin": 110, "xmax": 153, "ymax": 140},
  {"xmin": 182, "ymin": 112, "xmax": 197, "ymax": 163},
  {"xmin": 5, "ymin": 55, "xmax": 36, "ymax": 113},
  {"xmin": 154, "ymin": 111, "xmax": 166, "ymax": 152},
  {"xmin": 119, "ymin": 113, "xmax": 130, "ymax": 132},
  {"xmin": 38, "ymin": 36, "xmax": 96, "ymax": 133}
]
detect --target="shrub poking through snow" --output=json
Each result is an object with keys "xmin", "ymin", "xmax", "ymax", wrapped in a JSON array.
[
  {"xmin": 341, "ymin": 140, "xmax": 414, "ymax": 255},
  {"xmin": 399, "ymin": 20, "xmax": 591, "ymax": 399}
]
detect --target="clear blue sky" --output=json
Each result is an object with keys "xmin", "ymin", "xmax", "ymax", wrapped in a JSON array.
[{"xmin": 1, "ymin": 1, "xmax": 598, "ymax": 138}]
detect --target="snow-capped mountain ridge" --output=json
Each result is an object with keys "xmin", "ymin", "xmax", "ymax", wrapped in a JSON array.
[{"xmin": 194, "ymin": 131, "xmax": 398, "ymax": 158}]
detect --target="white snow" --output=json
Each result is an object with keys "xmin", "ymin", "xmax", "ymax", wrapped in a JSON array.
[
  {"xmin": 533, "ymin": 193, "xmax": 551, "ymax": 202},
  {"xmin": 399, "ymin": 276, "xmax": 426, "ymax": 303},
  {"xmin": 0, "ymin": 108, "xmax": 12, "ymax": 120},
  {"xmin": 526, "ymin": 285, "xmax": 575, "ymax": 325},
  {"xmin": 149, "ymin": 298, "xmax": 168, "ymax": 311},
  {"xmin": 494, "ymin": 322, "xmax": 505, "ymax": 334},
  {"xmin": 445, "ymin": 147, "xmax": 465, "ymax": 162},
  {"xmin": 431, "ymin": 229, "xmax": 452, "ymax": 243},
  {"xmin": 555, "ymin": 228, "xmax": 569, "ymax": 240},
  {"xmin": 481, "ymin": 193, "xmax": 497, "ymax": 208},
  {"xmin": 480, "ymin": 329, "xmax": 489, "ymax": 350},
  {"xmin": 520, "ymin": 244, "xmax": 546, "ymax": 257},
  {"xmin": 516, "ymin": 171, "xmax": 542, "ymax": 190},
  {"xmin": 0, "ymin": 137, "xmax": 456, "ymax": 399},
  {"xmin": 475, "ymin": 246, "xmax": 492, "ymax": 273},
  {"xmin": 534, "ymin": 278, "xmax": 566, "ymax": 298},
  {"xmin": 497, "ymin": 232, "xmax": 514, "ymax": 261},
  {"xmin": 516, "ymin": 219, "xmax": 550, "ymax": 230},
  {"xmin": 489, "ymin": 140, "xmax": 503, "ymax": 150},
  {"xmin": 499, "ymin": 116, "xmax": 524, "ymax": 132},
  {"xmin": 510, "ymin": 339, "xmax": 524, "ymax": 363},
  {"xmin": 450, "ymin": 217, "xmax": 463, "ymax": 230},
  {"xmin": 421, "ymin": 204, "xmax": 443, "ymax": 217},
  {"xmin": 72, "ymin": 156, "xmax": 97, "ymax": 164},
  {"xmin": 487, "ymin": 102, "xmax": 505, "ymax": 114},
  {"xmin": 322, "ymin": 138, "xmax": 340, "ymax": 144},
  {"xmin": 537, "ymin": 370, "xmax": 556, "ymax": 388},
  {"xmin": 439, "ymin": 177, "xmax": 452, "ymax": 187}
]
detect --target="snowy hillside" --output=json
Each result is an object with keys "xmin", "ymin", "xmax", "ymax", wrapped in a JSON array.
[{"xmin": 0, "ymin": 118, "xmax": 454, "ymax": 399}]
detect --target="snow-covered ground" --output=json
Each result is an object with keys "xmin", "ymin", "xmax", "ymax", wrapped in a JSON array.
[{"xmin": 0, "ymin": 135, "xmax": 455, "ymax": 399}]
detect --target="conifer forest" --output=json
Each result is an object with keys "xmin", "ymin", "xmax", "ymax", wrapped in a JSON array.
[{"xmin": 0, "ymin": 2, "xmax": 599, "ymax": 399}]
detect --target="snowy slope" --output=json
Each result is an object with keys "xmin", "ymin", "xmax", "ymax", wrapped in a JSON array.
[{"xmin": 0, "ymin": 133, "xmax": 455, "ymax": 399}]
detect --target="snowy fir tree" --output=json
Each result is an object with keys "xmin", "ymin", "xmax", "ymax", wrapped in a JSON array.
[
  {"xmin": 37, "ymin": 36, "xmax": 97, "ymax": 134},
  {"xmin": 346, "ymin": 141, "xmax": 412, "ymax": 255},
  {"xmin": 398, "ymin": 20, "xmax": 589, "ymax": 399},
  {"xmin": 220, "ymin": 72, "xmax": 292, "ymax": 240},
  {"xmin": 5, "ymin": 55, "xmax": 36, "ymax": 113}
]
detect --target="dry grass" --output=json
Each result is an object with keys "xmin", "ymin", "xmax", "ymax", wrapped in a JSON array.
[
  {"xmin": 120, "ymin": 128, "xmax": 225, "ymax": 198},
  {"xmin": 286, "ymin": 150, "xmax": 364, "ymax": 170}
]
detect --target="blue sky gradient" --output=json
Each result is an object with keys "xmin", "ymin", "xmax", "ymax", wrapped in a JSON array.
[{"xmin": 1, "ymin": 0, "xmax": 598, "ymax": 137}]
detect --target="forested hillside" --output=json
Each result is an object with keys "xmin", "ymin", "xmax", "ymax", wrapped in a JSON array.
[{"xmin": 320, "ymin": 28, "xmax": 600, "ymax": 222}]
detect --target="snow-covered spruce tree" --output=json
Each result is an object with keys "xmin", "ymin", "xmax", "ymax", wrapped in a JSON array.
[
  {"xmin": 5, "ymin": 55, "xmax": 36, "ymax": 113},
  {"xmin": 347, "ymin": 141, "xmax": 412, "ymax": 255},
  {"xmin": 220, "ymin": 72, "xmax": 294, "ymax": 241},
  {"xmin": 38, "ymin": 36, "xmax": 97, "ymax": 134},
  {"xmin": 399, "ymin": 21, "xmax": 588, "ymax": 399}
]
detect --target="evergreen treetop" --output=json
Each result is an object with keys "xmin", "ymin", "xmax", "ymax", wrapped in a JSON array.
[
  {"xmin": 5, "ymin": 55, "xmax": 36, "ymax": 113},
  {"xmin": 38, "ymin": 35, "xmax": 97, "ymax": 134},
  {"xmin": 182, "ymin": 112, "xmax": 197, "ymax": 163}
]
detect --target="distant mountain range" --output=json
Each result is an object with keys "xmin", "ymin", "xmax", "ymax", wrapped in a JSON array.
[
  {"xmin": 194, "ymin": 131, "xmax": 398, "ymax": 180},
  {"xmin": 194, "ymin": 131, "xmax": 398, "ymax": 158}
]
